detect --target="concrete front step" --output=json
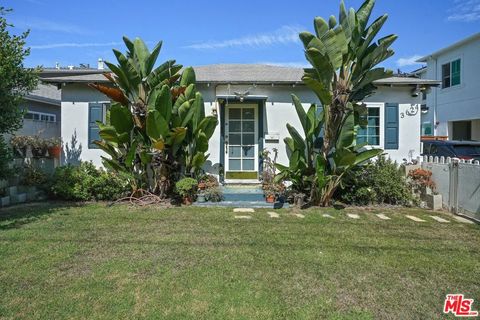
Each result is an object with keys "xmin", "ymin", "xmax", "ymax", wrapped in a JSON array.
[{"xmin": 10, "ymin": 193, "xmax": 27, "ymax": 204}]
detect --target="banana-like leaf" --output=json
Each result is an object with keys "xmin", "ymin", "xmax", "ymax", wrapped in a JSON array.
[
  {"xmin": 286, "ymin": 124, "xmax": 306, "ymax": 152},
  {"xmin": 328, "ymin": 15, "xmax": 337, "ymax": 29},
  {"xmin": 196, "ymin": 116, "xmax": 218, "ymax": 139},
  {"xmin": 303, "ymin": 76, "xmax": 333, "ymax": 106},
  {"xmin": 112, "ymin": 49, "xmax": 141, "ymax": 89},
  {"xmin": 313, "ymin": 17, "xmax": 329, "ymax": 38},
  {"xmin": 110, "ymin": 103, "xmax": 133, "ymax": 134},
  {"xmin": 353, "ymin": 148, "xmax": 382, "ymax": 166},
  {"xmin": 101, "ymin": 156, "xmax": 126, "ymax": 173},
  {"xmin": 192, "ymin": 152, "xmax": 207, "ymax": 171},
  {"xmin": 195, "ymin": 132, "xmax": 209, "ymax": 153},
  {"xmin": 145, "ymin": 41, "xmax": 162, "ymax": 76},
  {"xmin": 192, "ymin": 92, "xmax": 206, "ymax": 129},
  {"xmin": 291, "ymin": 94, "xmax": 309, "ymax": 137},
  {"xmin": 155, "ymin": 85, "xmax": 172, "ymax": 123},
  {"xmin": 93, "ymin": 140, "xmax": 119, "ymax": 159},
  {"xmin": 284, "ymin": 137, "xmax": 295, "ymax": 153},
  {"xmin": 88, "ymin": 83, "xmax": 129, "ymax": 105},
  {"xmin": 356, "ymin": 0, "xmax": 375, "ymax": 32},
  {"xmin": 180, "ymin": 67, "xmax": 196, "ymax": 87},
  {"xmin": 146, "ymin": 110, "xmax": 168, "ymax": 140},
  {"xmin": 125, "ymin": 140, "xmax": 138, "ymax": 169},
  {"xmin": 98, "ymin": 124, "xmax": 119, "ymax": 144},
  {"xmin": 167, "ymin": 127, "xmax": 187, "ymax": 155},
  {"xmin": 133, "ymin": 38, "xmax": 150, "ymax": 76},
  {"xmin": 333, "ymin": 147, "xmax": 356, "ymax": 169},
  {"xmin": 337, "ymin": 112, "xmax": 355, "ymax": 150}
]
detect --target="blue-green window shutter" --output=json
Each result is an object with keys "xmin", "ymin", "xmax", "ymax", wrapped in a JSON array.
[
  {"xmin": 88, "ymin": 103, "xmax": 103, "ymax": 148},
  {"xmin": 384, "ymin": 103, "xmax": 399, "ymax": 150}
]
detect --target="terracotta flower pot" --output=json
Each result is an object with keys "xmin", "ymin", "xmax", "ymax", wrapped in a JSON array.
[
  {"xmin": 183, "ymin": 196, "xmax": 193, "ymax": 205},
  {"xmin": 48, "ymin": 146, "xmax": 62, "ymax": 159},
  {"xmin": 266, "ymin": 195, "xmax": 275, "ymax": 203}
]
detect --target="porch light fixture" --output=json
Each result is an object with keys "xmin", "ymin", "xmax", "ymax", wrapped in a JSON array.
[{"xmin": 234, "ymin": 90, "xmax": 249, "ymax": 102}]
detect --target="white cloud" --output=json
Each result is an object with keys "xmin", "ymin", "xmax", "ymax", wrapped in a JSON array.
[
  {"xmin": 14, "ymin": 18, "xmax": 90, "ymax": 35},
  {"xmin": 257, "ymin": 61, "xmax": 310, "ymax": 68},
  {"xmin": 396, "ymin": 55, "xmax": 424, "ymax": 67},
  {"xmin": 30, "ymin": 41, "xmax": 123, "ymax": 50},
  {"xmin": 184, "ymin": 25, "xmax": 303, "ymax": 50},
  {"xmin": 447, "ymin": 0, "xmax": 480, "ymax": 22}
]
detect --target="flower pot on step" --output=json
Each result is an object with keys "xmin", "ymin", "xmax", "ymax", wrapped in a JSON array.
[
  {"xmin": 183, "ymin": 196, "xmax": 193, "ymax": 205},
  {"xmin": 48, "ymin": 146, "xmax": 62, "ymax": 159},
  {"xmin": 266, "ymin": 195, "xmax": 275, "ymax": 203}
]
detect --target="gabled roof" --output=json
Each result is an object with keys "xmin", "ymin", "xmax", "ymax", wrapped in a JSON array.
[
  {"xmin": 42, "ymin": 64, "xmax": 440, "ymax": 87},
  {"xmin": 417, "ymin": 32, "xmax": 480, "ymax": 62},
  {"xmin": 25, "ymin": 83, "xmax": 61, "ymax": 106}
]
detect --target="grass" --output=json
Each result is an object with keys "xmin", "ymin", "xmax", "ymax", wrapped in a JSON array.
[{"xmin": 0, "ymin": 203, "xmax": 478, "ymax": 319}]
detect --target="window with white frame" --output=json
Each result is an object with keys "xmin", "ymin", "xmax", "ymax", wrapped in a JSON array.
[
  {"xmin": 23, "ymin": 111, "xmax": 56, "ymax": 122},
  {"xmin": 442, "ymin": 59, "xmax": 461, "ymax": 88},
  {"xmin": 357, "ymin": 107, "xmax": 380, "ymax": 146}
]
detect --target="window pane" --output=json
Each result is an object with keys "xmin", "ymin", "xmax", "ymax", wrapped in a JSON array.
[
  {"xmin": 243, "ymin": 134, "xmax": 254, "ymax": 145},
  {"xmin": 229, "ymin": 134, "xmax": 241, "ymax": 145},
  {"xmin": 442, "ymin": 63, "xmax": 451, "ymax": 88},
  {"xmin": 229, "ymin": 121, "xmax": 241, "ymax": 132},
  {"xmin": 242, "ymin": 108, "xmax": 254, "ymax": 119},
  {"xmin": 242, "ymin": 146, "xmax": 255, "ymax": 157},
  {"xmin": 368, "ymin": 136, "xmax": 379, "ymax": 145},
  {"xmin": 242, "ymin": 121, "xmax": 255, "ymax": 132},
  {"xmin": 358, "ymin": 127, "xmax": 367, "ymax": 136},
  {"xmin": 368, "ymin": 108, "xmax": 379, "ymax": 117},
  {"xmin": 368, "ymin": 127, "xmax": 379, "ymax": 136},
  {"xmin": 229, "ymin": 108, "xmax": 241, "ymax": 119},
  {"xmin": 24, "ymin": 113, "xmax": 33, "ymax": 119},
  {"xmin": 229, "ymin": 146, "xmax": 241, "ymax": 157},
  {"xmin": 452, "ymin": 73, "xmax": 460, "ymax": 86},
  {"xmin": 229, "ymin": 159, "xmax": 241, "ymax": 170},
  {"xmin": 452, "ymin": 59, "xmax": 460, "ymax": 73},
  {"xmin": 90, "ymin": 107, "xmax": 102, "ymax": 123},
  {"xmin": 357, "ymin": 136, "xmax": 367, "ymax": 144},
  {"xmin": 33, "ymin": 113, "xmax": 40, "ymax": 120},
  {"xmin": 242, "ymin": 159, "xmax": 254, "ymax": 170},
  {"xmin": 368, "ymin": 117, "xmax": 379, "ymax": 126}
]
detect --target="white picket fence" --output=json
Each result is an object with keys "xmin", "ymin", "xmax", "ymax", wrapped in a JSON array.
[{"xmin": 419, "ymin": 156, "xmax": 480, "ymax": 221}]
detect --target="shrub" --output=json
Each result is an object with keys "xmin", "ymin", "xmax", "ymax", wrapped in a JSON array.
[
  {"xmin": 336, "ymin": 156, "xmax": 413, "ymax": 206},
  {"xmin": 20, "ymin": 163, "xmax": 48, "ymax": 187},
  {"xmin": 50, "ymin": 162, "xmax": 129, "ymax": 201},
  {"xmin": 175, "ymin": 178, "xmax": 198, "ymax": 199}
]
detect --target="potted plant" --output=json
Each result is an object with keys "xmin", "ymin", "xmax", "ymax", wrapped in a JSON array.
[
  {"xmin": 175, "ymin": 177, "xmax": 198, "ymax": 205},
  {"xmin": 47, "ymin": 137, "xmax": 62, "ymax": 159},
  {"xmin": 264, "ymin": 185, "xmax": 276, "ymax": 203},
  {"xmin": 205, "ymin": 186, "xmax": 224, "ymax": 202},
  {"xmin": 196, "ymin": 191, "xmax": 206, "ymax": 203},
  {"xmin": 31, "ymin": 136, "xmax": 47, "ymax": 158},
  {"xmin": 10, "ymin": 136, "xmax": 29, "ymax": 158}
]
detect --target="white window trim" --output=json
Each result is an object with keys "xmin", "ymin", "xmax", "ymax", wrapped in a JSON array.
[
  {"xmin": 358, "ymin": 103, "xmax": 383, "ymax": 147},
  {"xmin": 24, "ymin": 110, "xmax": 57, "ymax": 123}
]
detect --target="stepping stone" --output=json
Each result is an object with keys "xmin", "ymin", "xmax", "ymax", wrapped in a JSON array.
[
  {"xmin": 234, "ymin": 215, "xmax": 252, "ymax": 219},
  {"xmin": 453, "ymin": 216, "xmax": 475, "ymax": 224},
  {"xmin": 405, "ymin": 215, "xmax": 426, "ymax": 222},
  {"xmin": 294, "ymin": 213, "xmax": 305, "ymax": 218},
  {"xmin": 233, "ymin": 208, "xmax": 254, "ymax": 213},
  {"xmin": 429, "ymin": 215, "xmax": 450, "ymax": 223},
  {"xmin": 376, "ymin": 214, "xmax": 391, "ymax": 220},
  {"xmin": 322, "ymin": 214, "xmax": 334, "ymax": 218},
  {"xmin": 347, "ymin": 213, "xmax": 360, "ymax": 219},
  {"xmin": 267, "ymin": 211, "xmax": 279, "ymax": 218}
]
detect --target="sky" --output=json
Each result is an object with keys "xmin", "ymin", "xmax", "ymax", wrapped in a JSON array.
[{"xmin": 3, "ymin": 0, "xmax": 480, "ymax": 72}]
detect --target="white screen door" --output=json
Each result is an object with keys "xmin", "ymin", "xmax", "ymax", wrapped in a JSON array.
[{"xmin": 225, "ymin": 105, "xmax": 258, "ymax": 175}]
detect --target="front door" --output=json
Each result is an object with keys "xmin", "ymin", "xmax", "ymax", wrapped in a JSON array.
[{"xmin": 225, "ymin": 104, "xmax": 258, "ymax": 180}]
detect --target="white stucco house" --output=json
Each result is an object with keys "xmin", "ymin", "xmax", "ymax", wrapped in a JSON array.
[
  {"xmin": 44, "ymin": 64, "xmax": 439, "ymax": 182},
  {"xmin": 417, "ymin": 32, "xmax": 480, "ymax": 141}
]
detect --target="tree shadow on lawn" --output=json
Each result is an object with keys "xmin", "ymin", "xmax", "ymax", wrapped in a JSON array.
[{"xmin": 0, "ymin": 201, "xmax": 84, "ymax": 230}]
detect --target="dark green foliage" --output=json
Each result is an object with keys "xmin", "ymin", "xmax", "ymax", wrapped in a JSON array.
[
  {"xmin": 19, "ymin": 163, "xmax": 48, "ymax": 187},
  {"xmin": 50, "ymin": 162, "xmax": 129, "ymax": 201},
  {"xmin": 337, "ymin": 156, "xmax": 413, "ymax": 206},
  {"xmin": 0, "ymin": 7, "xmax": 39, "ymax": 135},
  {"xmin": 0, "ymin": 135, "xmax": 13, "ymax": 180}
]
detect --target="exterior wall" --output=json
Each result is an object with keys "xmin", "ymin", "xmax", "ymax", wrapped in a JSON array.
[
  {"xmin": 15, "ymin": 100, "xmax": 60, "ymax": 138},
  {"xmin": 364, "ymin": 87, "xmax": 423, "ymax": 162},
  {"xmin": 422, "ymin": 37, "xmax": 480, "ymax": 139},
  {"xmin": 60, "ymin": 83, "xmax": 422, "ymax": 170},
  {"xmin": 61, "ymin": 84, "xmax": 109, "ymax": 167}
]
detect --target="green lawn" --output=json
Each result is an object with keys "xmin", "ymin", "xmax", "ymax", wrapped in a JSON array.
[{"xmin": 0, "ymin": 203, "xmax": 478, "ymax": 319}]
